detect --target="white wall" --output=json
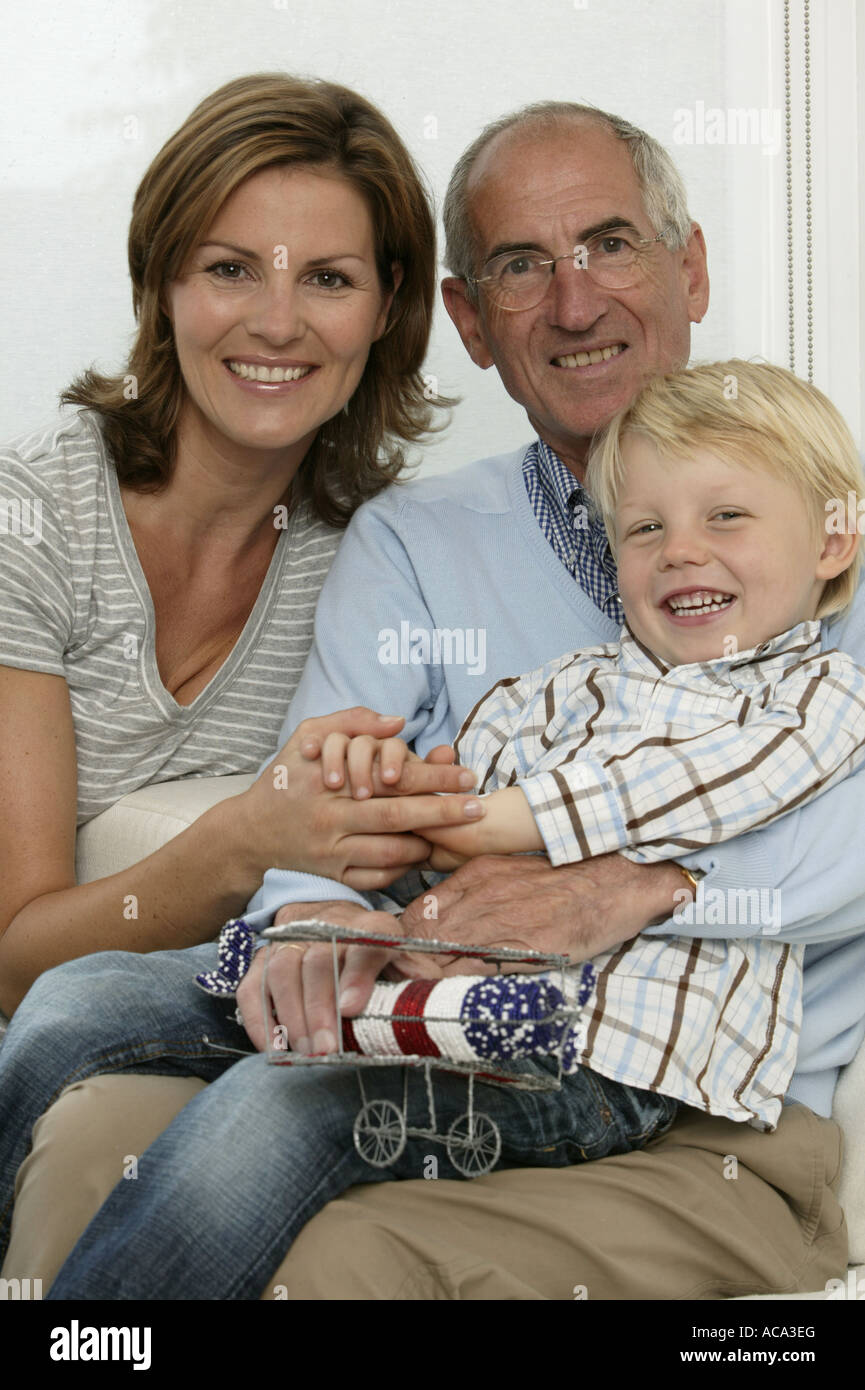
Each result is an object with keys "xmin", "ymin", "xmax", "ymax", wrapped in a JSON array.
[
  {"xmin": 0, "ymin": 0, "xmax": 860, "ymax": 470},
  {"xmin": 859, "ymin": 0, "xmax": 865, "ymax": 450}
]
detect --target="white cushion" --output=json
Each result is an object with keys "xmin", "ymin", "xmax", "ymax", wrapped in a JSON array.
[
  {"xmin": 74, "ymin": 774, "xmax": 255, "ymax": 883},
  {"xmin": 832, "ymin": 1029, "xmax": 865, "ymax": 1263}
]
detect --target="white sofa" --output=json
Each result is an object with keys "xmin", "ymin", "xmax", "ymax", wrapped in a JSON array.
[{"xmin": 9, "ymin": 773, "xmax": 864, "ymax": 1299}]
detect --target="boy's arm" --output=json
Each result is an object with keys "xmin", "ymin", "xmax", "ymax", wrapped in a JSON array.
[
  {"xmin": 423, "ymin": 787, "xmax": 543, "ymax": 866},
  {"xmin": 517, "ymin": 652, "xmax": 865, "ymax": 868},
  {"xmin": 426, "ymin": 648, "xmax": 865, "ymax": 876},
  {"xmin": 645, "ymin": 596, "xmax": 865, "ymax": 945},
  {"xmin": 420, "ymin": 654, "xmax": 578, "ymax": 865}
]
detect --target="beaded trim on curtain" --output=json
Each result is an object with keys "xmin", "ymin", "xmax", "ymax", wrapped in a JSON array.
[{"xmin": 784, "ymin": 0, "xmax": 814, "ymax": 382}]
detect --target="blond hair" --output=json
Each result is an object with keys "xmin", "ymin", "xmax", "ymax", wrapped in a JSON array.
[
  {"xmin": 586, "ymin": 360, "xmax": 864, "ymax": 618},
  {"xmin": 62, "ymin": 73, "xmax": 443, "ymax": 527}
]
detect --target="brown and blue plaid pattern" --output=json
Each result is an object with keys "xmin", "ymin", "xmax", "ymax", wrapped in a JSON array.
[{"xmin": 454, "ymin": 620, "xmax": 865, "ymax": 1128}]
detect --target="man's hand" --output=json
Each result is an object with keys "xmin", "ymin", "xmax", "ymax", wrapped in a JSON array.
[
  {"xmin": 233, "ymin": 708, "xmax": 484, "ymax": 891},
  {"xmin": 399, "ymin": 852, "xmax": 688, "ymax": 966},
  {"xmin": 236, "ymin": 900, "xmax": 444, "ymax": 1053}
]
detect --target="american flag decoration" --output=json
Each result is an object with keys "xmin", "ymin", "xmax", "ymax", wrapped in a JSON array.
[
  {"xmin": 196, "ymin": 917, "xmax": 596, "ymax": 1076},
  {"xmin": 197, "ymin": 918, "xmax": 598, "ymax": 1176},
  {"xmin": 194, "ymin": 918, "xmax": 256, "ymax": 998},
  {"xmin": 341, "ymin": 969, "xmax": 595, "ymax": 1067}
]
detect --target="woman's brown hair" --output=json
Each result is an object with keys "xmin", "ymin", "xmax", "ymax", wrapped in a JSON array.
[{"xmin": 62, "ymin": 73, "xmax": 444, "ymax": 526}]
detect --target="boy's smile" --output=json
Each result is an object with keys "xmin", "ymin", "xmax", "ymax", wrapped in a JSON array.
[
  {"xmin": 661, "ymin": 587, "xmax": 736, "ymax": 621},
  {"xmin": 613, "ymin": 436, "xmax": 849, "ymax": 666}
]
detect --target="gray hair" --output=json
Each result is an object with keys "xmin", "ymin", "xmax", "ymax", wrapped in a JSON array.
[{"xmin": 442, "ymin": 101, "xmax": 693, "ymax": 300}]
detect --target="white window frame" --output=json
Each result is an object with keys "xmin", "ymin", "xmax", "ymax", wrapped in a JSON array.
[{"xmin": 723, "ymin": 0, "xmax": 861, "ymax": 446}]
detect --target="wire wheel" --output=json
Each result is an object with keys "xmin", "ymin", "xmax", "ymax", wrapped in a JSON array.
[
  {"xmin": 446, "ymin": 1111, "xmax": 502, "ymax": 1178},
  {"xmin": 353, "ymin": 1099, "xmax": 407, "ymax": 1169}
]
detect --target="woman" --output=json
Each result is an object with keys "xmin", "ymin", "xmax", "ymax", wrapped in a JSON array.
[{"xmin": 0, "ymin": 73, "xmax": 480, "ymax": 1266}]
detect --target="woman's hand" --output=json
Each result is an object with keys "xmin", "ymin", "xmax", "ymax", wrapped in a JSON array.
[
  {"xmin": 297, "ymin": 726, "xmax": 480, "ymax": 875},
  {"xmin": 236, "ymin": 900, "xmax": 445, "ymax": 1053},
  {"xmin": 233, "ymin": 707, "xmax": 485, "ymax": 892}
]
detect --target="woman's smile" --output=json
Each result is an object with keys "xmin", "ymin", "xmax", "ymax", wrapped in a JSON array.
[{"xmin": 225, "ymin": 359, "xmax": 317, "ymax": 386}]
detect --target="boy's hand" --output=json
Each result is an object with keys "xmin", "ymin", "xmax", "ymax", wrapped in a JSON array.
[
  {"xmin": 425, "ymin": 844, "xmax": 470, "ymax": 873},
  {"xmin": 420, "ymin": 787, "xmax": 545, "ymax": 862},
  {"xmin": 301, "ymin": 724, "xmax": 476, "ymax": 800}
]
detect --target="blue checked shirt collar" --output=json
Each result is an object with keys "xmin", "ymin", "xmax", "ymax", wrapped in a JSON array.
[
  {"xmin": 522, "ymin": 439, "xmax": 624, "ymax": 625},
  {"xmin": 617, "ymin": 618, "xmax": 824, "ymax": 683}
]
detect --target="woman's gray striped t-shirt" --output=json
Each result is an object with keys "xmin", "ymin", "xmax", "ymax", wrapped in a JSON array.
[{"xmin": 0, "ymin": 411, "xmax": 342, "ymax": 825}]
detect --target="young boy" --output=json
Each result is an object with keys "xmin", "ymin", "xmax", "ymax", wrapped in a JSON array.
[{"xmin": 204, "ymin": 360, "xmax": 865, "ymax": 1146}]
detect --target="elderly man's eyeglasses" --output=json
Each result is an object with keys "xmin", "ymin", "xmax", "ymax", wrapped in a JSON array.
[{"xmin": 471, "ymin": 227, "xmax": 674, "ymax": 311}]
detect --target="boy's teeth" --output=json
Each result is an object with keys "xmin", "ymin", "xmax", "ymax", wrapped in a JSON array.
[
  {"xmin": 554, "ymin": 344, "xmax": 623, "ymax": 367},
  {"xmin": 228, "ymin": 361, "xmax": 311, "ymax": 382},
  {"xmin": 668, "ymin": 590, "xmax": 734, "ymax": 614}
]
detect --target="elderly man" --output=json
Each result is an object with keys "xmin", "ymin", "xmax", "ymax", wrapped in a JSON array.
[{"xmin": 6, "ymin": 102, "xmax": 858, "ymax": 1299}]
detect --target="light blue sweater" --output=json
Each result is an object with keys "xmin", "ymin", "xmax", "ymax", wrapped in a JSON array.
[{"xmin": 246, "ymin": 444, "xmax": 865, "ymax": 1118}]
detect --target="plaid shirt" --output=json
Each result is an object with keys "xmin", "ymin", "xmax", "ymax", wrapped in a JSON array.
[
  {"xmin": 522, "ymin": 439, "xmax": 624, "ymax": 624},
  {"xmin": 453, "ymin": 620, "xmax": 865, "ymax": 1128}
]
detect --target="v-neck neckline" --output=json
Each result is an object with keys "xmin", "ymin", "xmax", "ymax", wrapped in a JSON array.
[{"xmin": 97, "ymin": 422, "xmax": 293, "ymax": 719}]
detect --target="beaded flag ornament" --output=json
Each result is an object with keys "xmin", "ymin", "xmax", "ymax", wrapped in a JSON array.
[
  {"xmin": 196, "ymin": 917, "xmax": 595, "ymax": 1072},
  {"xmin": 340, "ymin": 971, "xmax": 595, "ymax": 1069},
  {"xmin": 196, "ymin": 919, "xmax": 597, "ymax": 1177}
]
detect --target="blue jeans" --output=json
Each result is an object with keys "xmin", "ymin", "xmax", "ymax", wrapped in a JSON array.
[{"xmin": 0, "ymin": 947, "xmax": 677, "ymax": 1300}]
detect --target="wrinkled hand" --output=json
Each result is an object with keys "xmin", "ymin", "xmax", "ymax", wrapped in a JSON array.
[
  {"xmin": 236, "ymin": 900, "xmax": 445, "ymax": 1053},
  {"xmin": 234, "ymin": 708, "xmax": 483, "ymax": 891},
  {"xmin": 399, "ymin": 852, "xmax": 687, "ymax": 968}
]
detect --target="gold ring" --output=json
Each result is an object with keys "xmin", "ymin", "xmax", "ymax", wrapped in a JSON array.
[{"xmin": 274, "ymin": 942, "xmax": 307, "ymax": 954}]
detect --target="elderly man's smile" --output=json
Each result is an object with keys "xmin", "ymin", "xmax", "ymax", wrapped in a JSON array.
[{"xmin": 552, "ymin": 343, "xmax": 626, "ymax": 368}]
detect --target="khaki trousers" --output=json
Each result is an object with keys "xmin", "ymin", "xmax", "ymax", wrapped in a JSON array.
[{"xmin": 2, "ymin": 1075, "xmax": 847, "ymax": 1300}]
